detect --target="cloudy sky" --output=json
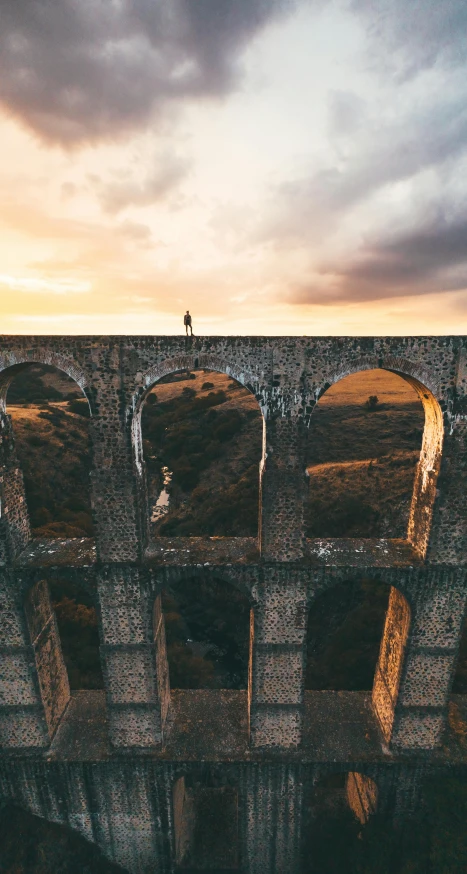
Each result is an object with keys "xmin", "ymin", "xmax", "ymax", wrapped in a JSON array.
[{"xmin": 1, "ymin": 0, "xmax": 467, "ymax": 335}]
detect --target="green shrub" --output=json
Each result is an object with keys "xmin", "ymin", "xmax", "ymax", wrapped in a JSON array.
[
  {"xmin": 365, "ymin": 394, "xmax": 380, "ymax": 411},
  {"xmin": 67, "ymin": 398, "xmax": 90, "ymax": 417}
]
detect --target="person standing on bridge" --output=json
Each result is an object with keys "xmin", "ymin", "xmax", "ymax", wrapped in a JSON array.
[{"xmin": 184, "ymin": 310, "xmax": 193, "ymax": 336}]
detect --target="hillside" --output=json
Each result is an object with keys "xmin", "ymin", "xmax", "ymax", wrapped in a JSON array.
[
  {"xmin": 8, "ymin": 401, "xmax": 93, "ymax": 537},
  {"xmin": 142, "ymin": 369, "xmax": 262, "ymax": 536},
  {"xmin": 306, "ymin": 369, "xmax": 424, "ymax": 538}
]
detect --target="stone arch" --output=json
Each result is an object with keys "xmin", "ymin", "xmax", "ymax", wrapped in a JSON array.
[
  {"xmin": 172, "ymin": 768, "xmax": 240, "ymax": 869},
  {"xmin": 130, "ymin": 357, "xmax": 266, "ymax": 546},
  {"xmin": 305, "ymin": 576, "xmax": 412, "ymax": 746},
  {"xmin": 155, "ymin": 570, "xmax": 253, "ymax": 693},
  {"xmin": 310, "ymin": 768, "xmax": 379, "ymax": 824},
  {"xmin": 310, "ymin": 358, "xmax": 444, "ymax": 557},
  {"xmin": 131, "ymin": 353, "xmax": 266, "ymax": 416},
  {"xmin": 0, "ymin": 351, "xmax": 93, "ymax": 415},
  {"xmin": 0, "ymin": 357, "xmax": 94, "ymax": 557}
]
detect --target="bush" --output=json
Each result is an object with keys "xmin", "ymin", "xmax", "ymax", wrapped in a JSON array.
[
  {"xmin": 27, "ymin": 433, "xmax": 47, "ymax": 447},
  {"xmin": 67, "ymin": 399, "xmax": 90, "ymax": 417},
  {"xmin": 182, "ymin": 386, "xmax": 196, "ymax": 399},
  {"xmin": 365, "ymin": 395, "xmax": 380, "ymax": 411},
  {"xmin": 202, "ymin": 381, "xmax": 214, "ymax": 390}
]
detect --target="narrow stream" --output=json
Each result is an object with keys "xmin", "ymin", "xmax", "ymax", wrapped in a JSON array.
[{"xmin": 151, "ymin": 466, "xmax": 172, "ymax": 522}]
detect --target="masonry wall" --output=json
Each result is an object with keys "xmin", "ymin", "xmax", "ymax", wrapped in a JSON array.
[{"xmin": 1, "ymin": 335, "xmax": 467, "ymax": 873}]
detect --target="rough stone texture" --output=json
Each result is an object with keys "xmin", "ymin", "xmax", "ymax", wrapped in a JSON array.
[{"xmin": 1, "ymin": 335, "xmax": 467, "ymax": 872}]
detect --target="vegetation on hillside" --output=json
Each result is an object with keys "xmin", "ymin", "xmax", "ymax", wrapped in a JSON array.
[
  {"xmin": 49, "ymin": 578, "xmax": 103, "ymax": 690},
  {"xmin": 0, "ymin": 805, "xmax": 127, "ymax": 874},
  {"xmin": 162, "ymin": 576, "xmax": 250, "ymax": 689},
  {"xmin": 306, "ymin": 579, "xmax": 389, "ymax": 690},
  {"xmin": 141, "ymin": 369, "xmax": 262, "ymax": 536},
  {"xmin": 8, "ymin": 365, "xmax": 93, "ymax": 538},
  {"xmin": 305, "ymin": 371, "xmax": 424, "ymax": 538}
]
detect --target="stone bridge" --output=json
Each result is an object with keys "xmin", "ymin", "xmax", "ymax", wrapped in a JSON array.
[{"xmin": 0, "ymin": 334, "xmax": 467, "ymax": 872}]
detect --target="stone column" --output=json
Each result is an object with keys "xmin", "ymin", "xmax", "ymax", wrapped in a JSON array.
[
  {"xmin": 259, "ymin": 417, "xmax": 307, "ymax": 562},
  {"xmin": 98, "ymin": 567, "xmax": 170, "ymax": 749},
  {"xmin": 427, "ymin": 421, "xmax": 467, "ymax": 563},
  {"xmin": 249, "ymin": 572, "xmax": 307, "ymax": 749},
  {"xmin": 87, "ymin": 342, "xmax": 142, "ymax": 563},
  {"xmin": 374, "ymin": 571, "xmax": 466, "ymax": 751},
  {"xmin": 0, "ymin": 411, "xmax": 30, "ymax": 563},
  {"xmin": 0, "ymin": 572, "xmax": 68, "ymax": 750},
  {"xmin": 427, "ymin": 346, "xmax": 467, "ymax": 563},
  {"xmin": 244, "ymin": 764, "xmax": 303, "ymax": 874}
]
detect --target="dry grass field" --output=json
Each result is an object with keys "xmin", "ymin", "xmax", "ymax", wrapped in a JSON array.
[{"xmin": 306, "ymin": 370, "xmax": 425, "ymax": 538}]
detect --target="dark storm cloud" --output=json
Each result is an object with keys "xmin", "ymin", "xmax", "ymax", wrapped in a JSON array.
[
  {"xmin": 0, "ymin": 0, "xmax": 298, "ymax": 144},
  {"xmin": 351, "ymin": 0, "xmax": 467, "ymax": 77},
  {"xmin": 293, "ymin": 208, "xmax": 467, "ymax": 304},
  {"xmin": 263, "ymin": 90, "xmax": 467, "ymax": 246}
]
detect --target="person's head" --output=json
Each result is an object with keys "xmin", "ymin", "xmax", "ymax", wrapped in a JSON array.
[{"xmin": 186, "ymin": 310, "xmax": 190, "ymax": 314}]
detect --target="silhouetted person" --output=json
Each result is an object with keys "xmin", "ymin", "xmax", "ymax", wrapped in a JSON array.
[{"xmin": 184, "ymin": 310, "xmax": 193, "ymax": 336}]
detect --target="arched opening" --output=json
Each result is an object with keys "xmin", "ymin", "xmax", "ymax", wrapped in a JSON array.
[
  {"xmin": 1, "ymin": 362, "xmax": 93, "ymax": 541},
  {"xmin": 49, "ymin": 577, "xmax": 103, "ymax": 691},
  {"xmin": 302, "ymin": 771, "xmax": 378, "ymax": 874},
  {"xmin": 160, "ymin": 575, "xmax": 251, "ymax": 691},
  {"xmin": 306, "ymin": 578, "xmax": 389, "ymax": 691},
  {"xmin": 138, "ymin": 368, "xmax": 263, "ymax": 540},
  {"xmin": 305, "ymin": 578, "xmax": 411, "ymax": 743},
  {"xmin": 173, "ymin": 771, "xmax": 239, "ymax": 870},
  {"xmin": 303, "ymin": 773, "xmax": 467, "ymax": 874},
  {"xmin": 306, "ymin": 368, "xmax": 442, "ymax": 555},
  {"xmin": 24, "ymin": 577, "xmax": 103, "ymax": 739}
]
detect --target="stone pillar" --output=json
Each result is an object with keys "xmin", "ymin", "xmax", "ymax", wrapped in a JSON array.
[
  {"xmin": 244, "ymin": 765, "xmax": 303, "ymax": 874},
  {"xmin": 98, "ymin": 567, "xmax": 170, "ymax": 749},
  {"xmin": 0, "ymin": 411, "xmax": 30, "ymax": 563},
  {"xmin": 427, "ymin": 421, "xmax": 467, "ymax": 563},
  {"xmin": 259, "ymin": 417, "xmax": 307, "ymax": 561},
  {"xmin": 89, "ymin": 413, "xmax": 141, "ymax": 562},
  {"xmin": 87, "ymin": 342, "xmax": 142, "ymax": 563},
  {"xmin": 249, "ymin": 573, "xmax": 307, "ymax": 749},
  {"xmin": 0, "ymin": 572, "xmax": 67, "ymax": 750},
  {"xmin": 427, "ymin": 346, "xmax": 467, "ymax": 563},
  {"xmin": 374, "ymin": 572, "xmax": 466, "ymax": 751}
]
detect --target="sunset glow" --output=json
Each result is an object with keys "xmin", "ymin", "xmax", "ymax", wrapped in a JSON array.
[{"xmin": 1, "ymin": 0, "xmax": 467, "ymax": 335}]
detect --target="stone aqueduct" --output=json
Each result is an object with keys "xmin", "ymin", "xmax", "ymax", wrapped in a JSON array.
[{"xmin": 0, "ymin": 334, "xmax": 467, "ymax": 872}]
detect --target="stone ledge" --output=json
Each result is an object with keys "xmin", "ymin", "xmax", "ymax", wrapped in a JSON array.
[
  {"xmin": 35, "ymin": 691, "xmax": 467, "ymax": 764},
  {"xmin": 306, "ymin": 538, "xmax": 421, "ymax": 567},
  {"xmin": 15, "ymin": 538, "xmax": 96, "ymax": 568}
]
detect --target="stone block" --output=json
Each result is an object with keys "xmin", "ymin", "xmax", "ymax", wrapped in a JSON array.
[
  {"xmin": 253, "ymin": 649, "xmax": 303, "ymax": 704},
  {"xmin": 103, "ymin": 647, "xmax": 157, "ymax": 704}
]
